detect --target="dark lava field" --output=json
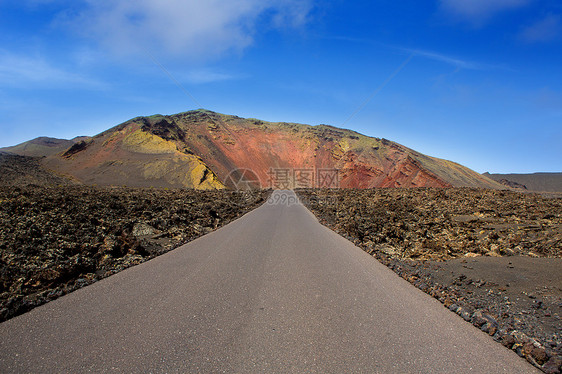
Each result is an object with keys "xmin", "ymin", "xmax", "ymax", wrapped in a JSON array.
[
  {"xmin": 1, "ymin": 184, "xmax": 560, "ymax": 372},
  {"xmin": 0, "ymin": 186, "xmax": 269, "ymax": 323},
  {"xmin": 297, "ymin": 188, "xmax": 561, "ymax": 373}
]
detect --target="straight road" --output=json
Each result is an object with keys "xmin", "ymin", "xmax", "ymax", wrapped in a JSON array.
[{"xmin": 0, "ymin": 191, "xmax": 537, "ymax": 373}]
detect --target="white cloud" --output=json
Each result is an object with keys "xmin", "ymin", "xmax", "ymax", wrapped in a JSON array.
[
  {"xmin": 520, "ymin": 14, "xmax": 562, "ymax": 43},
  {"xmin": 67, "ymin": 0, "xmax": 313, "ymax": 59},
  {"xmin": 271, "ymin": 0, "xmax": 313, "ymax": 28},
  {"xmin": 0, "ymin": 50, "xmax": 105, "ymax": 89},
  {"xmin": 440, "ymin": 0, "xmax": 531, "ymax": 21}
]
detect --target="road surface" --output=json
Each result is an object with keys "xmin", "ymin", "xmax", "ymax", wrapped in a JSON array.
[{"xmin": 0, "ymin": 191, "xmax": 537, "ymax": 373}]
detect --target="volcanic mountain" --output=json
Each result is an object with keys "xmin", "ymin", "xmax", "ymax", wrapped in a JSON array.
[
  {"xmin": 1, "ymin": 109, "xmax": 503, "ymax": 190},
  {"xmin": 1, "ymin": 136, "xmax": 91, "ymax": 158}
]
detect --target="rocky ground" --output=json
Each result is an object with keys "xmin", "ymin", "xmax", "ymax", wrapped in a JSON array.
[
  {"xmin": 297, "ymin": 188, "xmax": 562, "ymax": 373},
  {"xmin": 0, "ymin": 185, "xmax": 269, "ymax": 323}
]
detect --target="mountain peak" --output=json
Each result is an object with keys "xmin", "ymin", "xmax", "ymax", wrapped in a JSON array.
[{"xmin": 1, "ymin": 110, "xmax": 504, "ymax": 190}]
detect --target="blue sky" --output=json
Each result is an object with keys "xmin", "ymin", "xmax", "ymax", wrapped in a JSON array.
[{"xmin": 0, "ymin": 0, "xmax": 561, "ymax": 173}]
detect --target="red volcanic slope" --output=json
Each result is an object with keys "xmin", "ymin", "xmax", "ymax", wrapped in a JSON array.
[
  {"xmin": 136, "ymin": 110, "xmax": 501, "ymax": 189},
  {"xmin": 1, "ymin": 109, "xmax": 504, "ymax": 190}
]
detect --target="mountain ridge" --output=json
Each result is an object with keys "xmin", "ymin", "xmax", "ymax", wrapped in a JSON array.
[
  {"xmin": 483, "ymin": 172, "xmax": 562, "ymax": 193},
  {"xmin": 1, "ymin": 109, "xmax": 504, "ymax": 190}
]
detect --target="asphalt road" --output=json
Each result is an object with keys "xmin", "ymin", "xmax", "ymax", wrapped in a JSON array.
[{"xmin": 0, "ymin": 190, "xmax": 537, "ymax": 373}]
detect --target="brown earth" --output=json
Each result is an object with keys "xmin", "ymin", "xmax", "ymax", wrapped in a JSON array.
[
  {"xmin": 431, "ymin": 256, "xmax": 561, "ymax": 343},
  {"xmin": 297, "ymin": 188, "xmax": 562, "ymax": 373},
  {"xmin": 0, "ymin": 185, "xmax": 269, "ymax": 323},
  {"xmin": 1, "ymin": 109, "xmax": 504, "ymax": 190}
]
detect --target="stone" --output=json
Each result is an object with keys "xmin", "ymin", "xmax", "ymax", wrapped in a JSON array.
[
  {"xmin": 522, "ymin": 342, "xmax": 549, "ymax": 366},
  {"xmin": 132, "ymin": 222, "xmax": 158, "ymax": 237},
  {"xmin": 529, "ymin": 346, "xmax": 548, "ymax": 366},
  {"xmin": 543, "ymin": 356, "xmax": 562, "ymax": 374},
  {"xmin": 472, "ymin": 310, "xmax": 487, "ymax": 328},
  {"xmin": 481, "ymin": 322, "xmax": 497, "ymax": 336},
  {"xmin": 457, "ymin": 307, "xmax": 472, "ymax": 322},
  {"xmin": 512, "ymin": 330, "xmax": 531, "ymax": 345},
  {"xmin": 514, "ymin": 344, "xmax": 525, "ymax": 357},
  {"xmin": 501, "ymin": 334, "xmax": 516, "ymax": 349}
]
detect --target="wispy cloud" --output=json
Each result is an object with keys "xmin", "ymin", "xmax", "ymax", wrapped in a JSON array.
[
  {"xmin": 182, "ymin": 69, "xmax": 245, "ymax": 84},
  {"xmin": 63, "ymin": 0, "xmax": 314, "ymax": 60},
  {"xmin": 325, "ymin": 35, "xmax": 374, "ymax": 44},
  {"xmin": 520, "ymin": 14, "xmax": 562, "ymax": 43},
  {"xmin": 439, "ymin": 0, "xmax": 532, "ymax": 23},
  {"xmin": 0, "ymin": 50, "xmax": 105, "ymax": 89},
  {"xmin": 324, "ymin": 36, "xmax": 497, "ymax": 71},
  {"xmin": 399, "ymin": 45, "xmax": 517, "ymax": 72},
  {"xmin": 403, "ymin": 48, "xmax": 484, "ymax": 70}
]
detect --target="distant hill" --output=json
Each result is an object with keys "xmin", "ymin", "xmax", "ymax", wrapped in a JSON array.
[
  {"xmin": 1, "ymin": 136, "xmax": 90, "ymax": 158},
  {"xmin": 483, "ymin": 172, "xmax": 562, "ymax": 193},
  {"xmin": 0, "ymin": 152, "xmax": 76, "ymax": 186},
  {"xmin": 1, "ymin": 109, "xmax": 504, "ymax": 190}
]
